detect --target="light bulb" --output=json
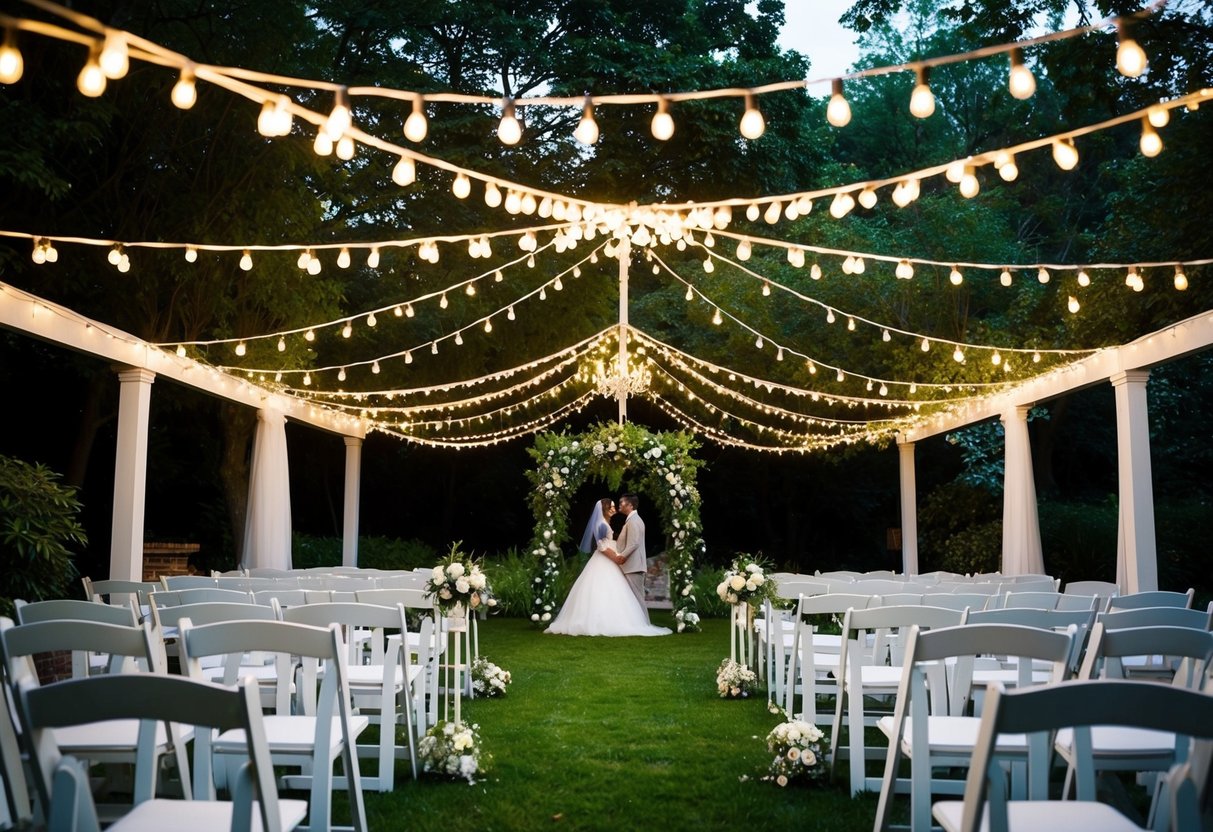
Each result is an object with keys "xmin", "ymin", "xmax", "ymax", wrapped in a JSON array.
[
  {"xmin": 404, "ymin": 98, "xmax": 428, "ymax": 142},
  {"xmin": 1115, "ymin": 21, "xmax": 1148, "ymax": 78},
  {"xmin": 1037, "ymin": 267, "xmax": 1050, "ymax": 284},
  {"xmin": 829, "ymin": 191, "xmax": 855, "ymax": 218},
  {"xmin": 761, "ymin": 281, "xmax": 770, "ymax": 296},
  {"xmin": 337, "ymin": 248, "xmax": 351, "ymax": 269},
  {"xmin": 337, "ymin": 368, "xmax": 346, "ymax": 381},
  {"xmin": 651, "ymin": 97, "xmax": 675, "ymax": 141},
  {"xmin": 712, "ymin": 307, "xmax": 723, "ymax": 325},
  {"xmin": 836, "ymin": 368, "xmax": 845, "ymax": 382},
  {"xmin": 949, "ymin": 267, "xmax": 963, "ymax": 286},
  {"xmin": 185, "ymin": 246, "xmax": 198, "ymax": 263},
  {"xmin": 847, "ymin": 317, "xmax": 856, "ymax": 331},
  {"xmin": 882, "ymin": 329, "xmax": 891, "ymax": 342},
  {"xmin": 858, "ymin": 188, "xmax": 877, "ymax": 209},
  {"xmin": 44, "ymin": 241, "xmax": 57, "ymax": 262},
  {"xmin": 703, "ymin": 258, "xmax": 714, "ymax": 273},
  {"xmin": 372, "ymin": 360, "xmax": 381, "ymax": 374},
  {"xmin": 303, "ymin": 373, "xmax": 312, "ymax": 386},
  {"xmin": 992, "ymin": 351, "xmax": 1002, "ymax": 366},
  {"xmin": 0, "ymin": 28, "xmax": 23, "ymax": 85},
  {"xmin": 116, "ymin": 255, "xmax": 130, "ymax": 273},
  {"xmin": 777, "ymin": 347, "xmax": 784, "ymax": 361},
  {"xmin": 484, "ymin": 319, "xmax": 493, "ymax": 333},
  {"xmin": 171, "ymin": 65, "xmax": 197, "ymax": 109},
  {"xmin": 324, "ymin": 88, "xmax": 351, "ymax": 141},
  {"xmin": 466, "ymin": 282, "xmax": 477, "ymax": 296},
  {"xmin": 826, "ymin": 79, "xmax": 851, "ymax": 127},
  {"xmin": 807, "ymin": 360, "xmax": 817, "ymax": 374},
  {"xmin": 953, "ymin": 346, "xmax": 965, "ymax": 363},
  {"xmin": 1032, "ymin": 351, "xmax": 1041, "ymax": 364},
  {"xmin": 921, "ymin": 338, "xmax": 930, "ymax": 352},
  {"xmin": 78, "ymin": 45, "xmax": 107, "ymax": 97},
  {"xmin": 239, "ymin": 250, "xmax": 253, "ymax": 271},
  {"xmin": 574, "ymin": 96, "xmax": 599, "ymax": 145},
  {"xmin": 843, "ymin": 255, "xmax": 856, "ymax": 275},
  {"xmin": 404, "ymin": 351, "xmax": 413, "ymax": 364},
  {"xmin": 1000, "ymin": 269, "xmax": 1012, "ymax": 286},
  {"xmin": 946, "ymin": 161, "xmax": 965, "ymax": 183},
  {"xmin": 959, "ymin": 167, "xmax": 979, "ymax": 198},
  {"xmin": 1007, "ymin": 48, "xmax": 1035, "ymax": 99},
  {"xmin": 341, "ymin": 322, "xmax": 353, "ymax": 338},
  {"xmin": 1173, "ymin": 265, "xmax": 1188, "ymax": 291},
  {"xmin": 335, "ymin": 135, "xmax": 355, "ymax": 160},
  {"xmin": 507, "ymin": 306, "xmax": 516, "ymax": 321},
  {"xmin": 452, "ymin": 173, "xmax": 471, "ymax": 199},
  {"xmin": 909, "ymin": 66, "xmax": 934, "ymax": 118},
  {"xmin": 1067, "ymin": 296, "xmax": 1080, "ymax": 314},
  {"xmin": 235, "ymin": 342, "xmax": 247, "ymax": 356},
  {"xmin": 685, "ymin": 286, "xmax": 694, "ymax": 301},
  {"xmin": 736, "ymin": 239, "xmax": 752, "ymax": 261},
  {"xmin": 108, "ymin": 245, "xmax": 122, "ymax": 266},
  {"xmin": 739, "ymin": 93, "xmax": 765, "ymax": 140},
  {"xmin": 826, "ymin": 309, "xmax": 835, "ymax": 324},
  {"xmin": 307, "ymin": 257, "xmax": 321, "ymax": 275},
  {"xmin": 99, "ymin": 31, "xmax": 128, "ymax": 79},
  {"xmin": 176, "ymin": 344, "xmax": 187, "ymax": 357},
  {"xmin": 763, "ymin": 201, "xmax": 781, "ymax": 224},
  {"xmin": 895, "ymin": 260, "xmax": 914, "ymax": 280},
  {"xmin": 497, "ymin": 98, "xmax": 522, "ymax": 145},
  {"xmin": 1139, "ymin": 119, "xmax": 1162, "ymax": 157},
  {"xmin": 313, "ymin": 132, "xmax": 333, "ymax": 156},
  {"xmin": 998, "ymin": 153, "xmax": 1019, "ymax": 181},
  {"xmin": 521, "ymin": 192, "xmax": 537, "ymax": 214},
  {"xmin": 1052, "ymin": 139, "xmax": 1078, "ymax": 171},
  {"xmin": 278, "ymin": 336, "xmax": 286, "ymax": 352},
  {"xmin": 755, "ymin": 336, "xmax": 764, "ymax": 349},
  {"xmin": 1147, "ymin": 106, "xmax": 1170, "ymax": 128},
  {"xmin": 1077, "ymin": 269, "xmax": 1090, "ymax": 287},
  {"xmin": 853, "ymin": 256, "xmax": 865, "ymax": 274},
  {"xmin": 392, "ymin": 156, "xmax": 416, "ymax": 186},
  {"xmin": 405, "ymin": 304, "xmax": 415, "ymax": 317},
  {"xmin": 304, "ymin": 329, "xmax": 315, "ymax": 341},
  {"xmin": 439, "ymin": 293, "xmax": 449, "ymax": 309},
  {"xmin": 494, "ymin": 270, "xmax": 504, "ymax": 282},
  {"xmin": 484, "ymin": 182, "xmax": 502, "ymax": 207},
  {"xmin": 367, "ymin": 248, "xmax": 380, "ymax": 268},
  {"xmin": 455, "ymin": 332, "xmax": 463, "ymax": 346}
]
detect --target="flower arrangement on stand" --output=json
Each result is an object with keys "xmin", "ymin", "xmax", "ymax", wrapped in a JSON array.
[
  {"xmin": 716, "ymin": 555, "xmax": 778, "ymax": 608},
  {"xmin": 762, "ymin": 716, "xmax": 828, "ymax": 787},
  {"xmin": 424, "ymin": 542, "xmax": 496, "ymax": 616},
  {"xmin": 716, "ymin": 657, "xmax": 758, "ymax": 698},
  {"xmin": 470, "ymin": 656, "xmax": 512, "ymax": 697},
  {"xmin": 418, "ymin": 720, "xmax": 491, "ymax": 784}
]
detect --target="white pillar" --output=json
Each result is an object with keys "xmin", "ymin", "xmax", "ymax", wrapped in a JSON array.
[
  {"xmin": 897, "ymin": 440, "xmax": 918, "ymax": 575},
  {"xmin": 110, "ymin": 367, "xmax": 155, "ymax": 582},
  {"xmin": 616, "ymin": 238, "xmax": 631, "ymax": 424},
  {"xmin": 242, "ymin": 408, "xmax": 293, "ymax": 571},
  {"xmin": 1001, "ymin": 405, "xmax": 1044, "ymax": 576},
  {"xmin": 1111, "ymin": 370, "xmax": 1157, "ymax": 593},
  {"xmin": 342, "ymin": 437, "xmax": 363, "ymax": 568}
]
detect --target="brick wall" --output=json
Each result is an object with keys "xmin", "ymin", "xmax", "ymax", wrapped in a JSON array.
[{"xmin": 141, "ymin": 542, "xmax": 200, "ymax": 581}]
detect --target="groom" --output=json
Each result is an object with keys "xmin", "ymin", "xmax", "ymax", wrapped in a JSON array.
[{"xmin": 605, "ymin": 493, "xmax": 650, "ymax": 623}]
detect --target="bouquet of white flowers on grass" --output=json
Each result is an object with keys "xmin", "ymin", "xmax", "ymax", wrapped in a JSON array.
[
  {"xmin": 716, "ymin": 658, "xmax": 758, "ymax": 698},
  {"xmin": 418, "ymin": 720, "xmax": 490, "ymax": 784},
  {"xmin": 716, "ymin": 555, "xmax": 778, "ymax": 607},
  {"xmin": 470, "ymin": 656, "xmax": 511, "ymax": 697},
  {"xmin": 763, "ymin": 718, "xmax": 827, "ymax": 787},
  {"xmin": 424, "ymin": 542, "xmax": 496, "ymax": 616}
]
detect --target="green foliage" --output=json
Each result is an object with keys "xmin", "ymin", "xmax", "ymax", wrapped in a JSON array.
[
  {"xmin": 0, "ymin": 456, "xmax": 86, "ymax": 618},
  {"xmin": 917, "ymin": 481, "xmax": 1001, "ymax": 575},
  {"xmin": 291, "ymin": 533, "xmax": 436, "ymax": 570}
]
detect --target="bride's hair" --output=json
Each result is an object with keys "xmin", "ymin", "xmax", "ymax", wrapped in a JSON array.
[{"xmin": 599, "ymin": 497, "xmax": 613, "ymax": 514}]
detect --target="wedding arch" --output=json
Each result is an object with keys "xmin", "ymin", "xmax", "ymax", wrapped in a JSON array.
[{"xmin": 525, "ymin": 422, "xmax": 705, "ymax": 632}]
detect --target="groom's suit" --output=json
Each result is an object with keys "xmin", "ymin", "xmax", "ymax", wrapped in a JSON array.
[{"xmin": 616, "ymin": 510, "xmax": 650, "ymax": 620}]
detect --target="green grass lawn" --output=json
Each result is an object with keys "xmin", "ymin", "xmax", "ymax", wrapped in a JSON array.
[{"xmin": 361, "ymin": 617, "xmax": 884, "ymax": 831}]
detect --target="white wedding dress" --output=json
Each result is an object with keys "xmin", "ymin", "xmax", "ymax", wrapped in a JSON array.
[{"xmin": 545, "ymin": 551, "xmax": 671, "ymax": 637}]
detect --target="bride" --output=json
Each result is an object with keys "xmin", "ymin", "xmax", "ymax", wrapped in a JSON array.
[{"xmin": 545, "ymin": 498, "xmax": 670, "ymax": 637}]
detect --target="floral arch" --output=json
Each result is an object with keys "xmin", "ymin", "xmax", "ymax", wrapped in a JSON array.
[{"xmin": 525, "ymin": 422, "xmax": 705, "ymax": 633}]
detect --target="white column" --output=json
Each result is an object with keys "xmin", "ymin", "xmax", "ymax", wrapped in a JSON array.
[
  {"xmin": 1111, "ymin": 370, "xmax": 1157, "ymax": 593},
  {"xmin": 1001, "ymin": 405, "xmax": 1044, "ymax": 576},
  {"xmin": 616, "ymin": 238, "xmax": 631, "ymax": 424},
  {"xmin": 110, "ymin": 367, "xmax": 155, "ymax": 582},
  {"xmin": 342, "ymin": 437, "xmax": 363, "ymax": 568},
  {"xmin": 242, "ymin": 408, "xmax": 292, "ymax": 571},
  {"xmin": 897, "ymin": 440, "xmax": 918, "ymax": 575}
]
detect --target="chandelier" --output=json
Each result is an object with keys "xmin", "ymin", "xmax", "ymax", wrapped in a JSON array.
[{"xmin": 593, "ymin": 359, "xmax": 652, "ymax": 399}]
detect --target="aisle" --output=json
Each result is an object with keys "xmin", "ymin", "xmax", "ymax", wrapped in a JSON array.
[{"xmin": 362, "ymin": 618, "xmax": 879, "ymax": 831}]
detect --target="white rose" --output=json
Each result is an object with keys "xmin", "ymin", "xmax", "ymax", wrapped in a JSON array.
[
  {"xmin": 802, "ymin": 750, "xmax": 816, "ymax": 766},
  {"xmin": 787, "ymin": 747, "xmax": 801, "ymax": 761},
  {"xmin": 469, "ymin": 573, "xmax": 486, "ymax": 590},
  {"xmin": 677, "ymin": 622, "xmax": 685, "ymax": 632},
  {"xmin": 455, "ymin": 578, "xmax": 470, "ymax": 594},
  {"xmin": 531, "ymin": 613, "xmax": 540, "ymax": 621},
  {"xmin": 431, "ymin": 566, "xmax": 445, "ymax": 583},
  {"xmin": 560, "ymin": 466, "xmax": 569, "ymax": 474},
  {"xmin": 745, "ymin": 580, "xmax": 757, "ymax": 592},
  {"xmin": 752, "ymin": 574, "xmax": 765, "ymax": 586},
  {"xmin": 729, "ymin": 575, "xmax": 746, "ymax": 591},
  {"xmin": 726, "ymin": 593, "xmax": 738, "ymax": 604},
  {"xmin": 665, "ymin": 472, "xmax": 675, "ymax": 483},
  {"xmin": 488, "ymin": 598, "xmax": 497, "ymax": 607},
  {"xmin": 776, "ymin": 774, "xmax": 788, "ymax": 787},
  {"xmin": 607, "ymin": 442, "xmax": 616, "ymax": 451},
  {"xmin": 786, "ymin": 727, "xmax": 801, "ymax": 741},
  {"xmin": 543, "ymin": 530, "xmax": 552, "ymax": 539},
  {"xmin": 541, "ymin": 612, "xmax": 551, "ymax": 621},
  {"xmin": 652, "ymin": 447, "xmax": 662, "ymax": 457},
  {"xmin": 717, "ymin": 582, "xmax": 728, "ymax": 599},
  {"xmin": 447, "ymin": 562, "xmax": 466, "ymax": 578},
  {"xmin": 439, "ymin": 587, "xmax": 452, "ymax": 600},
  {"xmin": 746, "ymin": 563, "xmax": 760, "ymax": 573},
  {"xmin": 681, "ymin": 586, "xmax": 690, "ymax": 596}
]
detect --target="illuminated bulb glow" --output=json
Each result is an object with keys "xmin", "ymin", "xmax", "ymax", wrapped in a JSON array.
[
  {"xmin": 712, "ymin": 307, "xmax": 723, "ymax": 325},
  {"xmin": 998, "ymin": 153, "xmax": 1019, "ymax": 181},
  {"xmin": 1115, "ymin": 20, "xmax": 1148, "ymax": 78},
  {"xmin": 739, "ymin": 93, "xmax": 765, "ymax": 140},
  {"xmin": 858, "ymin": 188, "xmax": 877, "ymax": 209},
  {"xmin": 171, "ymin": 65, "xmax": 197, "ymax": 109},
  {"xmin": 404, "ymin": 98, "xmax": 428, "ymax": 142},
  {"xmin": 497, "ymin": 98, "xmax": 522, "ymax": 145},
  {"xmin": 337, "ymin": 368, "xmax": 346, "ymax": 382},
  {"xmin": 1147, "ymin": 106, "xmax": 1170, "ymax": 128},
  {"xmin": 959, "ymin": 167, "xmax": 979, "ymax": 198},
  {"xmin": 826, "ymin": 79, "xmax": 851, "ymax": 127},
  {"xmin": 484, "ymin": 182, "xmax": 502, "ymax": 207},
  {"xmin": 1008, "ymin": 48, "xmax": 1036, "ymax": 99},
  {"xmin": 949, "ymin": 267, "xmax": 963, "ymax": 286},
  {"xmin": 341, "ymin": 323, "xmax": 353, "ymax": 338},
  {"xmin": 1000, "ymin": 269, "xmax": 1012, "ymax": 286},
  {"xmin": 1173, "ymin": 265, "xmax": 1188, "ymax": 291},
  {"xmin": 239, "ymin": 250, "xmax": 253, "ymax": 271},
  {"xmin": 1067, "ymin": 296, "xmax": 1080, "ymax": 314},
  {"xmin": 337, "ymin": 248, "xmax": 351, "ymax": 268},
  {"xmin": 367, "ymin": 248, "xmax": 380, "ymax": 268},
  {"xmin": 574, "ymin": 96, "xmax": 599, "ymax": 145},
  {"xmin": 335, "ymin": 136, "xmax": 355, "ymax": 160},
  {"xmin": 176, "ymin": 345, "xmax": 186, "ymax": 357},
  {"xmin": 235, "ymin": 342, "xmax": 247, "ymax": 356},
  {"xmin": 921, "ymin": 338, "xmax": 930, "ymax": 352},
  {"xmin": 185, "ymin": 246, "xmax": 198, "ymax": 263},
  {"xmin": 313, "ymin": 132, "xmax": 333, "ymax": 156},
  {"xmin": 278, "ymin": 337, "xmax": 286, "ymax": 352},
  {"xmin": 763, "ymin": 201, "xmax": 781, "ymax": 224},
  {"xmin": 324, "ymin": 88, "xmax": 352, "ymax": 141},
  {"xmin": 304, "ymin": 329, "xmax": 315, "ymax": 341},
  {"xmin": 0, "ymin": 28, "xmax": 23, "ymax": 85},
  {"xmin": 829, "ymin": 191, "xmax": 855, "ymax": 218},
  {"xmin": 77, "ymin": 45, "xmax": 106, "ymax": 97},
  {"xmin": 99, "ymin": 31, "xmax": 128, "ymax": 79},
  {"xmin": 452, "ymin": 173, "xmax": 471, "ymax": 199},
  {"xmin": 909, "ymin": 66, "xmax": 935, "ymax": 118},
  {"xmin": 1077, "ymin": 269, "xmax": 1090, "ymax": 287},
  {"xmin": 1037, "ymin": 267, "xmax": 1050, "ymax": 284},
  {"xmin": 895, "ymin": 260, "xmax": 914, "ymax": 280},
  {"xmin": 953, "ymin": 346, "xmax": 965, "ymax": 362},
  {"xmin": 651, "ymin": 97, "xmax": 675, "ymax": 141},
  {"xmin": 1139, "ymin": 119, "xmax": 1162, "ymax": 157},
  {"xmin": 736, "ymin": 239, "xmax": 752, "ymax": 261},
  {"xmin": 1053, "ymin": 138, "xmax": 1079, "ymax": 170}
]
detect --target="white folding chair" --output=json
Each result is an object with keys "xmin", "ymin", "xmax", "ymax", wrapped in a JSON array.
[
  {"xmin": 1107, "ymin": 589, "xmax": 1195, "ymax": 612},
  {"xmin": 830, "ymin": 605, "xmax": 965, "ymax": 795},
  {"xmin": 1099, "ymin": 605, "xmax": 1212, "ymax": 633},
  {"xmin": 14, "ymin": 600, "xmax": 140, "ymax": 678},
  {"xmin": 923, "ymin": 593, "xmax": 994, "ymax": 612},
  {"xmin": 783, "ymin": 593, "xmax": 876, "ymax": 726},
  {"xmin": 281, "ymin": 602, "xmax": 424, "ymax": 790},
  {"xmin": 161, "ymin": 576, "xmax": 220, "ymax": 590},
  {"xmin": 179, "ymin": 618, "xmax": 368, "ymax": 832},
  {"xmin": 932, "ymin": 680, "xmax": 1213, "ymax": 832},
  {"xmin": 1063, "ymin": 579, "xmax": 1119, "ymax": 599},
  {"xmin": 16, "ymin": 673, "xmax": 306, "ymax": 832},
  {"xmin": 357, "ymin": 589, "xmax": 444, "ymax": 729},
  {"xmin": 874, "ymin": 623, "xmax": 1075, "ymax": 831},
  {"xmin": 81, "ymin": 578, "xmax": 160, "ymax": 612},
  {"xmin": 758, "ymin": 579, "xmax": 827, "ymax": 703},
  {"xmin": 0, "ymin": 657, "xmax": 32, "ymax": 828}
]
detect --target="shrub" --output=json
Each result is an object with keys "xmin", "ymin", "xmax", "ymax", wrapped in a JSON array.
[
  {"xmin": 0, "ymin": 455, "xmax": 87, "ymax": 618},
  {"xmin": 290, "ymin": 533, "xmax": 436, "ymax": 571}
]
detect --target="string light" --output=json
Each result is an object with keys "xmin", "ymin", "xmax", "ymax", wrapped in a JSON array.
[
  {"xmin": 313, "ymin": 131, "xmax": 333, "ymax": 156},
  {"xmin": 1000, "ymin": 269, "xmax": 1012, "ymax": 286},
  {"xmin": 651, "ymin": 97, "xmax": 675, "ymax": 141},
  {"xmin": 239, "ymin": 250, "xmax": 253, "ymax": 271},
  {"xmin": 367, "ymin": 247, "xmax": 380, "ymax": 268},
  {"xmin": 1007, "ymin": 47, "xmax": 1036, "ymax": 99},
  {"xmin": 1139, "ymin": 118, "xmax": 1162, "ymax": 157},
  {"xmin": 171, "ymin": 64, "xmax": 197, "ymax": 109},
  {"xmin": 77, "ymin": 43, "xmax": 106, "ymax": 97},
  {"xmin": 1067, "ymin": 296, "xmax": 1080, "ymax": 313},
  {"xmin": 257, "ymin": 96, "xmax": 292, "ymax": 137},
  {"xmin": 949, "ymin": 267, "xmax": 964, "ymax": 286},
  {"xmin": 574, "ymin": 95, "xmax": 599, "ymax": 145},
  {"xmin": 452, "ymin": 173, "xmax": 471, "ymax": 199},
  {"xmin": 739, "ymin": 93, "xmax": 765, "ymax": 140},
  {"xmin": 826, "ymin": 79, "xmax": 851, "ymax": 127},
  {"xmin": 403, "ymin": 98, "xmax": 428, "ymax": 142},
  {"xmin": 896, "ymin": 260, "xmax": 914, "ymax": 280},
  {"xmin": 953, "ymin": 346, "xmax": 965, "ymax": 362},
  {"xmin": 991, "ymin": 350, "xmax": 1002, "ymax": 366},
  {"xmin": 337, "ymin": 247, "xmax": 351, "ymax": 268},
  {"xmin": 0, "ymin": 27, "xmax": 23, "ymax": 85},
  {"xmin": 1115, "ymin": 19, "xmax": 1148, "ymax": 78},
  {"xmin": 1147, "ymin": 105, "xmax": 1169, "ymax": 128},
  {"xmin": 98, "ymin": 31, "xmax": 128, "ymax": 79},
  {"xmin": 909, "ymin": 66, "xmax": 935, "ymax": 118},
  {"xmin": 335, "ymin": 135, "xmax": 355, "ymax": 160},
  {"xmin": 712, "ymin": 307, "xmax": 723, "ymax": 325},
  {"xmin": 858, "ymin": 188, "xmax": 877, "ymax": 209},
  {"xmin": 341, "ymin": 322, "xmax": 353, "ymax": 338},
  {"xmin": 1037, "ymin": 267, "xmax": 1050, "ymax": 284},
  {"xmin": 497, "ymin": 98, "xmax": 522, "ymax": 145},
  {"xmin": 1052, "ymin": 137, "xmax": 1079, "ymax": 170},
  {"xmin": 1077, "ymin": 269, "xmax": 1090, "ymax": 287},
  {"xmin": 324, "ymin": 87, "xmax": 352, "ymax": 141},
  {"xmin": 235, "ymin": 342, "xmax": 247, "ymax": 356},
  {"xmin": 996, "ymin": 151, "xmax": 1019, "ymax": 181},
  {"xmin": 185, "ymin": 246, "xmax": 198, "ymax": 263},
  {"xmin": 278, "ymin": 336, "xmax": 286, "ymax": 352},
  {"xmin": 1173, "ymin": 265, "xmax": 1188, "ymax": 291},
  {"xmin": 959, "ymin": 166, "xmax": 980, "ymax": 198}
]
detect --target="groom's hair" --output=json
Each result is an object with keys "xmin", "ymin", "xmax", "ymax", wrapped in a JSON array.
[{"xmin": 622, "ymin": 492, "xmax": 639, "ymax": 510}]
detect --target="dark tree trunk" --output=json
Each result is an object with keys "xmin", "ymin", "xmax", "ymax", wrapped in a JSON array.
[{"xmin": 218, "ymin": 404, "xmax": 257, "ymax": 562}]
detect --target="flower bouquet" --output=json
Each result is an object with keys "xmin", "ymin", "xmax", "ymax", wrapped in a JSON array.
[
  {"xmin": 470, "ymin": 656, "xmax": 511, "ymax": 697},
  {"xmin": 417, "ymin": 720, "xmax": 490, "ymax": 784},
  {"xmin": 424, "ymin": 543, "xmax": 496, "ymax": 617},
  {"xmin": 762, "ymin": 718, "xmax": 827, "ymax": 787},
  {"xmin": 716, "ymin": 658, "xmax": 757, "ymax": 698},
  {"xmin": 716, "ymin": 555, "xmax": 778, "ymax": 607}
]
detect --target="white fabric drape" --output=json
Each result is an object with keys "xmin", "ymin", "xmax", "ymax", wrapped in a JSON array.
[
  {"xmin": 1001, "ymin": 407, "xmax": 1044, "ymax": 576},
  {"xmin": 241, "ymin": 407, "xmax": 292, "ymax": 570}
]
